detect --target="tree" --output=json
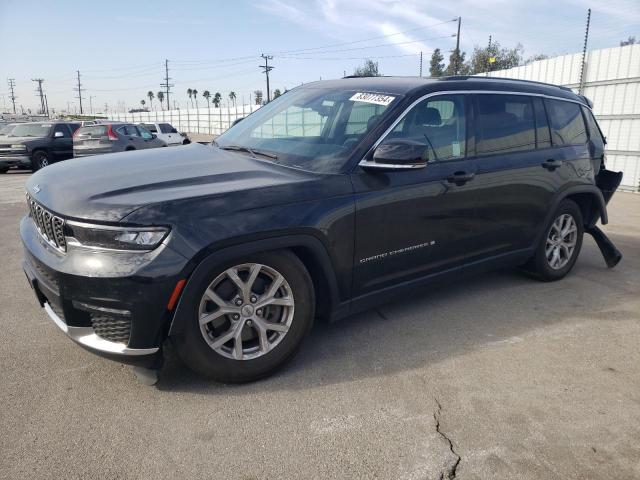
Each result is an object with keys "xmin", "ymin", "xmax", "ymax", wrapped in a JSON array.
[
  {"xmin": 187, "ymin": 88, "xmax": 193, "ymax": 107},
  {"xmin": 254, "ymin": 90, "xmax": 263, "ymax": 105},
  {"xmin": 273, "ymin": 89, "xmax": 282, "ymax": 98},
  {"xmin": 444, "ymin": 49, "xmax": 470, "ymax": 76},
  {"xmin": 620, "ymin": 36, "xmax": 636, "ymax": 46},
  {"xmin": 140, "ymin": 99, "xmax": 146, "ymax": 109},
  {"xmin": 213, "ymin": 92, "xmax": 222, "ymax": 108},
  {"xmin": 229, "ymin": 91, "xmax": 236, "ymax": 106},
  {"xmin": 468, "ymin": 41, "xmax": 523, "ymax": 74},
  {"xmin": 157, "ymin": 91, "xmax": 165, "ymax": 110},
  {"xmin": 147, "ymin": 91, "xmax": 154, "ymax": 110},
  {"xmin": 353, "ymin": 59, "xmax": 380, "ymax": 77},
  {"xmin": 429, "ymin": 48, "xmax": 445, "ymax": 77},
  {"xmin": 192, "ymin": 89, "xmax": 198, "ymax": 109}
]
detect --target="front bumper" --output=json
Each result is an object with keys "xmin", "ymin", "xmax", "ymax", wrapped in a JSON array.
[
  {"xmin": 0, "ymin": 153, "xmax": 31, "ymax": 168},
  {"xmin": 21, "ymin": 215, "xmax": 190, "ymax": 367}
]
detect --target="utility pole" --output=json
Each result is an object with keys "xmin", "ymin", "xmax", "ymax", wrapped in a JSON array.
[
  {"xmin": 32, "ymin": 78, "xmax": 46, "ymax": 114},
  {"xmin": 76, "ymin": 70, "xmax": 84, "ymax": 114},
  {"xmin": 455, "ymin": 16, "xmax": 461, "ymax": 74},
  {"xmin": 160, "ymin": 59, "xmax": 173, "ymax": 110},
  {"xmin": 579, "ymin": 8, "xmax": 591, "ymax": 94},
  {"xmin": 260, "ymin": 54, "xmax": 274, "ymax": 103},
  {"xmin": 44, "ymin": 95, "xmax": 50, "ymax": 118},
  {"xmin": 89, "ymin": 95, "xmax": 94, "ymax": 114},
  {"xmin": 7, "ymin": 78, "xmax": 17, "ymax": 114},
  {"xmin": 419, "ymin": 51, "xmax": 423, "ymax": 77}
]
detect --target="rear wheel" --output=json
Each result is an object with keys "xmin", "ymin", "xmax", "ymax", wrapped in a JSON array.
[
  {"xmin": 525, "ymin": 199, "xmax": 584, "ymax": 281},
  {"xmin": 31, "ymin": 150, "xmax": 50, "ymax": 171},
  {"xmin": 0, "ymin": 167, "xmax": 8, "ymax": 174},
  {"xmin": 172, "ymin": 250, "xmax": 314, "ymax": 383}
]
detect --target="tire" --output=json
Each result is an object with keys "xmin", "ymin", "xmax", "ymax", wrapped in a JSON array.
[
  {"xmin": 172, "ymin": 250, "xmax": 315, "ymax": 383},
  {"xmin": 31, "ymin": 150, "xmax": 50, "ymax": 171},
  {"xmin": 0, "ymin": 167, "xmax": 8, "ymax": 174},
  {"xmin": 525, "ymin": 199, "xmax": 584, "ymax": 281}
]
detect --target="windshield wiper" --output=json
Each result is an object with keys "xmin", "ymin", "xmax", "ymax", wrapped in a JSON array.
[{"xmin": 219, "ymin": 145, "xmax": 278, "ymax": 160}]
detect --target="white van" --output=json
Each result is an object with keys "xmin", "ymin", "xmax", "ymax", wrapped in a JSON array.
[{"xmin": 140, "ymin": 122, "xmax": 184, "ymax": 146}]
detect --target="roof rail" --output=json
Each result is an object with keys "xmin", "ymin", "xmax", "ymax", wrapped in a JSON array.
[{"xmin": 438, "ymin": 75, "xmax": 574, "ymax": 92}]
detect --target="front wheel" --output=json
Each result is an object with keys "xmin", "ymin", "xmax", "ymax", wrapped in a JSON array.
[
  {"xmin": 172, "ymin": 250, "xmax": 315, "ymax": 383},
  {"xmin": 525, "ymin": 199, "xmax": 584, "ymax": 281},
  {"xmin": 31, "ymin": 150, "xmax": 50, "ymax": 171}
]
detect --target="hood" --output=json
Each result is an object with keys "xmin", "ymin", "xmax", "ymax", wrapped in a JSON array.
[{"xmin": 25, "ymin": 143, "xmax": 321, "ymax": 222}]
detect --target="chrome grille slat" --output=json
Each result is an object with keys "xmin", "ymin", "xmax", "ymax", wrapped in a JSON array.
[{"xmin": 26, "ymin": 193, "xmax": 67, "ymax": 252}]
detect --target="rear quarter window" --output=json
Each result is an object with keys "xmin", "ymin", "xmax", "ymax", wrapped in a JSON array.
[{"xmin": 545, "ymin": 99, "xmax": 587, "ymax": 146}]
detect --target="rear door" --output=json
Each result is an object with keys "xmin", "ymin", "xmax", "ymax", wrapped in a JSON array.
[{"xmin": 466, "ymin": 93, "xmax": 558, "ymax": 264}]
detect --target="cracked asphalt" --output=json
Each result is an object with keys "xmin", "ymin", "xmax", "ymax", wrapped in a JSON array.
[{"xmin": 1, "ymin": 170, "xmax": 639, "ymax": 479}]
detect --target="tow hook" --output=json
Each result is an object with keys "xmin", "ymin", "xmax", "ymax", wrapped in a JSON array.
[{"xmin": 586, "ymin": 226, "xmax": 622, "ymax": 268}]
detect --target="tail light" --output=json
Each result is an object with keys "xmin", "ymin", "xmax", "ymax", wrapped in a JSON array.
[{"xmin": 107, "ymin": 124, "xmax": 118, "ymax": 141}]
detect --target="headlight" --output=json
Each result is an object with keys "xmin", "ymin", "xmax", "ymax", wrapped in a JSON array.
[
  {"xmin": 11, "ymin": 144, "xmax": 27, "ymax": 151},
  {"xmin": 65, "ymin": 222, "xmax": 169, "ymax": 251}
]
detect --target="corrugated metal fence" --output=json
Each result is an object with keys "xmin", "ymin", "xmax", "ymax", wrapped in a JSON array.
[
  {"xmin": 108, "ymin": 104, "xmax": 261, "ymax": 136},
  {"xmin": 482, "ymin": 44, "xmax": 640, "ymax": 191}
]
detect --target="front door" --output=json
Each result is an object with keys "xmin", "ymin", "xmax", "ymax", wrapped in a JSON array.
[{"xmin": 351, "ymin": 93, "xmax": 478, "ymax": 297}]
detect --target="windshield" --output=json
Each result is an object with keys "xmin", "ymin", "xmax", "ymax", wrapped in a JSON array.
[
  {"xmin": 9, "ymin": 123, "xmax": 52, "ymax": 138},
  {"xmin": 215, "ymin": 87, "xmax": 400, "ymax": 173},
  {"xmin": 0, "ymin": 124, "xmax": 18, "ymax": 136}
]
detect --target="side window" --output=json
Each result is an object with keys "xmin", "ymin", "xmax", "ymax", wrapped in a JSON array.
[
  {"xmin": 344, "ymin": 103, "xmax": 385, "ymax": 135},
  {"xmin": 545, "ymin": 99, "xmax": 587, "ymax": 146},
  {"xmin": 582, "ymin": 107, "xmax": 604, "ymax": 144},
  {"xmin": 138, "ymin": 126, "xmax": 154, "ymax": 139},
  {"xmin": 116, "ymin": 126, "xmax": 127, "ymax": 135},
  {"xmin": 159, "ymin": 123, "xmax": 174, "ymax": 134},
  {"xmin": 532, "ymin": 97, "xmax": 551, "ymax": 149},
  {"xmin": 388, "ymin": 94, "xmax": 466, "ymax": 161},
  {"xmin": 476, "ymin": 94, "xmax": 536, "ymax": 155},
  {"xmin": 142, "ymin": 123, "xmax": 157, "ymax": 133},
  {"xmin": 53, "ymin": 124, "xmax": 71, "ymax": 138},
  {"xmin": 125, "ymin": 125, "xmax": 140, "ymax": 136}
]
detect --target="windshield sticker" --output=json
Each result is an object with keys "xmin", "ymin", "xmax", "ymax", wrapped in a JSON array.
[{"xmin": 349, "ymin": 92, "xmax": 395, "ymax": 106}]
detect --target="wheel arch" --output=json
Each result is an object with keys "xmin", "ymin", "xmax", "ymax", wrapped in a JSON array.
[{"xmin": 167, "ymin": 234, "xmax": 342, "ymax": 337}]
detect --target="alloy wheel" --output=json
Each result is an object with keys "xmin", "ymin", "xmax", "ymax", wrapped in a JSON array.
[
  {"xmin": 198, "ymin": 263, "xmax": 295, "ymax": 360},
  {"xmin": 545, "ymin": 213, "xmax": 578, "ymax": 270}
]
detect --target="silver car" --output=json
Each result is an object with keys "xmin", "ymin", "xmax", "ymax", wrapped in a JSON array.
[{"xmin": 73, "ymin": 122, "xmax": 166, "ymax": 157}]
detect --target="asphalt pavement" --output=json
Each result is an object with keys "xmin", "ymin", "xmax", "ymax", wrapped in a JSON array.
[{"xmin": 1, "ymin": 170, "xmax": 639, "ymax": 480}]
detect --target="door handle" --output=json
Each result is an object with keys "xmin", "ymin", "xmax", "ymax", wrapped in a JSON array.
[
  {"xmin": 446, "ymin": 171, "xmax": 475, "ymax": 185},
  {"xmin": 542, "ymin": 159, "xmax": 563, "ymax": 170}
]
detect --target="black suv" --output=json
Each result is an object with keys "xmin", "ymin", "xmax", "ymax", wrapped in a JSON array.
[
  {"xmin": 0, "ymin": 121, "xmax": 80, "ymax": 172},
  {"xmin": 21, "ymin": 77, "xmax": 622, "ymax": 384}
]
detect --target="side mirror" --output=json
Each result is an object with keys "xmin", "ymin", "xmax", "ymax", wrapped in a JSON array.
[
  {"xmin": 151, "ymin": 133, "xmax": 157, "ymax": 139},
  {"xmin": 54, "ymin": 131, "xmax": 64, "ymax": 138},
  {"xmin": 361, "ymin": 140, "xmax": 428, "ymax": 170}
]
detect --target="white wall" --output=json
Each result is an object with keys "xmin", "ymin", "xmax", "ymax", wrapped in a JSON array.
[
  {"xmin": 480, "ymin": 44, "xmax": 640, "ymax": 191},
  {"xmin": 108, "ymin": 104, "xmax": 261, "ymax": 136}
]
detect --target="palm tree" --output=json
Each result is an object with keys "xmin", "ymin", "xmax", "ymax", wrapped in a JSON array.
[
  {"xmin": 187, "ymin": 88, "xmax": 193, "ymax": 108},
  {"xmin": 202, "ymin": 91, "xmax": 211, "ymax": 134},
  {"xmin": 192, "ymin": 89, "xmax": 198, "ymax": 109},
  {"xmin": 229, "ymin": 91, "xmax": 237, "ymax": 107},
  {"xmin": 147, "ymin": 91, "xmax": 154, "ymax": 110},
  {"xmin": 213, "ymin": 92, "xmax": 222, "ymax": 108},
  {"xmin": 157, "ymin": 91, "xmax": 165, "ymax": 110},
  {"xmin": 140, "ymin": 99, "xmax": 146, "ymax": 109}
]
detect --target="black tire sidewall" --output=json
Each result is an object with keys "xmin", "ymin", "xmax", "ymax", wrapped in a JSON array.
[
  {"xmin": 533, "ymin": 200, "xmax": 584, "ymax": 281},
  {"xmin": 32, "ymin": 150, "xmax": 49, "ymax": 171},
  {"xmin": 173, "ymin": 250, "xmax": 315, "ymax": 383}
]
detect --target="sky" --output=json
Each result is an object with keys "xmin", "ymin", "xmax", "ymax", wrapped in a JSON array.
[{"xmin": 0, "ymin": 0, "xmax": 638, "ymax": 114}]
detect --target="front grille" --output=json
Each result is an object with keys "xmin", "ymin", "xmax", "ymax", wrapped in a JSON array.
[
  {"xmin": 90, "ymin": 313, "xmax": 131, "ymax": 344},
  {"xmin": 26, "ymin": 193, "xmax": 67, "ymax": 252}
]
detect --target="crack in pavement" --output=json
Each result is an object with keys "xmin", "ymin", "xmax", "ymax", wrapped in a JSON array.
[{"xmin": 434, "ymin": 399, "xmax": 461, "ymax": 480}]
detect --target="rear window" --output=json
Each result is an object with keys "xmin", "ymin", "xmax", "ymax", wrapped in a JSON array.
[
  {"xmin": 77, "ymin": 126, "xmax": 108, "ymax": 136},
  {"xmin": 142, "ymin": 123, "xmax": 157, "ymax": 133},
  {"xmin": 476, "ymin": 94, "xmax": 536, "ymax": 155},
  {"xmin": 545, "ymin": 99, "xmax": 587, "ymax": 146}
]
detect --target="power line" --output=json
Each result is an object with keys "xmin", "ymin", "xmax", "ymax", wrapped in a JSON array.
[
  {"xmin": 260, "ymin": 54, "xmax": 274, "ymax": 103},
  {"xmin": 7, "ymin": 78, "xmax": 17, "ymax": 114}
]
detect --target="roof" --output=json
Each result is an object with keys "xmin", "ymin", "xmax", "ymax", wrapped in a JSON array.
[{"xmin": 301, "ymin": 75, "xmax": 584, "ymax": 104}]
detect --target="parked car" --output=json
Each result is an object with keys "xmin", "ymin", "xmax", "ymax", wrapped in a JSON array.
[
  {"xmin": 0, "ymin": 121, "xmax": 80, "ymax": 172},
  {"xmin": 73, "ymin": 122, "xmax": 166, "ymax": 157},
  {"xmin": 139, "ymin": 122, "xmax": 185, "ymax": 146},
  {"xmin": 21, "ymin": 76, "xmax": 622, "ymax": 384}
]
